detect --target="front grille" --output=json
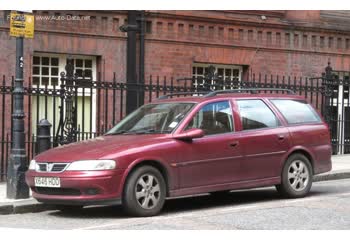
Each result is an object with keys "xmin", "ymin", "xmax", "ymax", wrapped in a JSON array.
[
  {"xmin": 37, "ymin": 163, "xmax": 69, "ymax": 172},
  {"xmin": 34, "ymin": 187, "xmax": 81, "ymax": 196},
  {"xmin": 51, "ymin": 164, "xmax": 68, "ymax": 172}
]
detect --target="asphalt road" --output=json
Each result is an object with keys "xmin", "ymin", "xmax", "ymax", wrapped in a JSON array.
[{"xmin": 0, "ymin": 179, "xmax": 350, "ymax": 230}]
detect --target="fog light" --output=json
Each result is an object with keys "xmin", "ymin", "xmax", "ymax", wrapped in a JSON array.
[{"xmin": 85, "ymin": 188, "xmax": 99, "ymax": 195}]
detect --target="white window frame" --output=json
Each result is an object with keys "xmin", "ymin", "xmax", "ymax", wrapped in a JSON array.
[
  {"xmin": 31, "ymin": 53, "xmax": 97, "ymax": 134},
  {"xmin": 192, "ymin": 63, "xmax": 243, "ymax": 90}
]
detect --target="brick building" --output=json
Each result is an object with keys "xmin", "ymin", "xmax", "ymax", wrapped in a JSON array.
[
  {"xmin": 1, "ymin": 10, "xmax": 350, "ymax": 84},
  {"xmin": 0, "ymin": 10, "xmax": 350, "ymax": 161}
]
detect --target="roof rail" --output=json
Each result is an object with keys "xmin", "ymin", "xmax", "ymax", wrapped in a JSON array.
[
  {"xmin": 205, "ymin": 88, "xmax": 295, "ymax": 97},
  {"xmin": 158, "ymin": 91, "xmax": 211, "ymax": 100}
]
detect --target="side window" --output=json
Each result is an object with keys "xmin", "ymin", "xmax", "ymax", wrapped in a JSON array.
[
  {"xmin": 185, "ymin": 101, "xmax": 234, "ymax": 135},
  {"xmin": 271, "ymin": 99, "xmax": 321, "ymax": 124},
  {"xmin": 237, "ymin": 99, "xmax": 280, "ymax": 130}
]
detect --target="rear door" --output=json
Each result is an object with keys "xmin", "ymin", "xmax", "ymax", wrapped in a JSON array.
[{"xmin": 234, "ymin": 98, "xmax": 291, "ymax": 180}]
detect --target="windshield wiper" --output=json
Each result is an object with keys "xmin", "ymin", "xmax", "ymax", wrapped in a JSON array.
[
  {"xmin": 104, "ymin": 130, "xmax": 128, "ymax": 135},
  {"xmin": 130, "ymin": 129, "xmax": 162, "ymax": 134},
  {"xmin": 106, "ymin": 129, "xmax": 171, "ymax": 135}
]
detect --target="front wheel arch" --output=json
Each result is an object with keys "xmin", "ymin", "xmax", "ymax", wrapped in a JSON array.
[{"xmin": 122, "ymin": 160, "xmax": 171, "ymax": 198}]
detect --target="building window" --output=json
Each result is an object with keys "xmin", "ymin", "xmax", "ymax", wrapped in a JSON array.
[
  {"xmin": 285, "ymin": 33, "xmax": 290, "ymax": 46},
  {"xmin": 294, "ymin": 34, "xmax": 299, "ymax": 48},
  {"xmin": 31, "ymin": 53, "xmax": 97, "ymax": 137},
  {"xmin": 238, "ymin": 29, "xmax": 244, "ymax": 40},
  {"xmin": 258, "ymin": 31, "xmax": 263, "ymax": 42},
  {"xmin": 199, "ymin": 25, "xmax": 205, "ymax": 37},
  {"xmin": 267, "ymin": 32, "xmax": 272, "ymax": 45},
  {"xmin": 228, "ymin": 28, "xmax": 234, "ymax": 39},
  {"xmin": 156, "ymin": 21, "xmax": 163, "ymax": 33},
  {"xmin": 276, "ymin": 32, "xmax": 281, "ymax": 46},
  {"xmin": 329, "ymin": 37, "xmax": 334, "ymax": 48},
  {"xmin": 189, "ymin": 24, "xmax": 194, "ymax": 35},
  {"xmin": 248, "ymin": 30, "xmax": 254, "ymax": 42},
  {"xmin": 312, "ymin": 35, "xmax": 317, "ymax": 47},
  {"xmin": 146, "ymin": 21, "xmax": 152, "ymax": 33},
  {"xmin": 167, "ymin": 22, "xmax": 174, "ymax": 32},
  {"xmin": 71, "ymin": 58, "xmax": 93, "ymax": 80},
  {"xmin": 208, "ymin": 26, "xmax": 214, "ymax": 38},
  {"xmin": 192, "ymin": 63, "xmax": 242, "ymax": 90},
  {"xmin": 320, "ymin": 36, "xmax": 325, "ymax": 48},
  {"xmin": 178, "ymin": 23, "xmax": 184, "ymax": 33},
  {"xmin": 302, "ymin": 35, "xmax": 308, "ymax": 48},
  {"xmin": 337, "ymin": 38, "xmax": 343, "ymax": 49},
  {"xmin": 218, "ymin": 27, "xmax": 224, "ymax": 38},
  {"xmin": 32, "ymin": 56, "xmax": 59, "ymax": 86}
]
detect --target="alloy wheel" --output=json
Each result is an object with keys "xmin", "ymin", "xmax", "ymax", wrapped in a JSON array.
[
  {"xmin": 135, "ymin": 174, "xmax": 161, "ymax": 209},
  {"xmin": 287, "ymin": 160, "xmax": 310, "ymax": 192}
]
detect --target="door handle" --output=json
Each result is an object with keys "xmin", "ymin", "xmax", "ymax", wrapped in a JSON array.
[
  {"xmin": 277, "ymin": 134, "xmax": 285, "ymax": 140},
  {"xmin": 229, "ymin": 141, "xmax": 239, "ymax": 148}
]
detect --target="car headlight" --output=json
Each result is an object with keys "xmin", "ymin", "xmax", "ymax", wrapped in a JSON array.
[
  {"xmin": 28, "ymin": 160, "xmax": 37, "ymax": 170},
  {"xmin": 65, "ymin": 160, "xmax": 116, "ymax": 171}
]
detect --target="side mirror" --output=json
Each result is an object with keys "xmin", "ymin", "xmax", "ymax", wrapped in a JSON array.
[{"xmin": 173, "ymin": 128, "xmax": 205, "ymax": 141}]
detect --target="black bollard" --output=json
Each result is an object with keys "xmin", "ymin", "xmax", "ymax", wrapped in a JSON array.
[{"xmin": 36, "ymin": 119, "xmax": 52, "ymax": 154}]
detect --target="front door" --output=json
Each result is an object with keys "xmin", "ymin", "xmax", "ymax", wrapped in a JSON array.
[{"xmin": 176, "ymin": 100, "xmax": 243, "ymax": 189}]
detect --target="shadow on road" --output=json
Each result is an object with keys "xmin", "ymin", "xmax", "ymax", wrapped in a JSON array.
[{"xmin": 47, "ymin": 187, "xmax": 327, "ymax": 219}]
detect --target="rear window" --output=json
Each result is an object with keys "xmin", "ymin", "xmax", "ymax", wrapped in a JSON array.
[{"xmin": 270, "ymin": 99, "xmax": 321, "ymax": 124}]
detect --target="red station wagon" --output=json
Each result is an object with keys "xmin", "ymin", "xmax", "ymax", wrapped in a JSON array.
[{"xmin": 25, "ymin": 89, "xmax": 332, "ymax": 217}]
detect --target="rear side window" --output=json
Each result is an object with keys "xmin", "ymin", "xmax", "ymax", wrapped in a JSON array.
[
  {"xmin": 270, "ymin": 99, "xmax": 321, "ymax": 124},
  {"xmin": 237, "ymin": 99, "xmax": 280, "ymax": 130}
]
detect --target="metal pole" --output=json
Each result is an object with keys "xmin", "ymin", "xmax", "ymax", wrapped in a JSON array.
[
  {"xmin": 138, "ymin": 10, "xmax": 145, "ymax": 107},
  {"xmin": 126, "ymin": 10, "xmax": 138, "ymax": 115},
  {"xmin": 7, "ymin": 35, "xmax": 29, "ymax": 199}
]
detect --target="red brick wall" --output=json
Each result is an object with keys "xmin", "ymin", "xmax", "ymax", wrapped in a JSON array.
[
  {"xmin": 143, "ymin": 10, "xmax": 350, "ymax": 79},
  {"xmin": 1, "ymin": 10, "xmax": 350, "ymax": 135}
]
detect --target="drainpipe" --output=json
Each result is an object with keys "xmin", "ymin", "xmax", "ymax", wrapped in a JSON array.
[
  {"xmin": 138, "ymin": 10, "xmax": 145, "ymax": 106},
  {"xmin": 125, "ymin": 10, "xmax": 138, "ymax": 115}
]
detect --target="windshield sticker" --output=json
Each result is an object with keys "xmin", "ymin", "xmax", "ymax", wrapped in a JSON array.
[{"xmin": 169, "ymin": 122, "xmax": 178, "ymax": 128}]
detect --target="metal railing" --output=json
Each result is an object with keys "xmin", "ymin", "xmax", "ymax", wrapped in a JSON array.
[{"xmin": 0, "ymin": 67, "xmax": 349, "ymax": 181}]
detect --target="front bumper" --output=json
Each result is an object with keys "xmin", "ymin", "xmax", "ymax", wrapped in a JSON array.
[{"xmin": 25, "ymin": 169, "xmax": 125, "ymax": 206}]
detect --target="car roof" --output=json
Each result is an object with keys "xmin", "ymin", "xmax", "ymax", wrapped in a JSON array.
[{"xmin": 155, "ymin": 93, "xmax": 305, "ymax": 104}]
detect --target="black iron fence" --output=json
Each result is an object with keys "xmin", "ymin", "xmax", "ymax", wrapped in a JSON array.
[{"xmin": 0, "ymin": 64, "xmax": 349, "ymax": 181}]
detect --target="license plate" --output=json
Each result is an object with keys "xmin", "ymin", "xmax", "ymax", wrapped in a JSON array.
[{"xmin": 34, "ymin": 177, "xmax": 61, "ymax": 188}]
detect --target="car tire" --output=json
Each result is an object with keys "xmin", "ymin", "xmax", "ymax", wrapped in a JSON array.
[
  {"xmin": 122, "ymin": 165, "xmax": 166, "ymax": 217},
  {"xmin": 276, "ymin": 153, "xmax": 313, "ymax": 198}
]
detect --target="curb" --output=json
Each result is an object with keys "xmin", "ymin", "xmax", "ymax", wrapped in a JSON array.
[
  {"xmin": 0, "ymin": 199, "xmax": 57, "ymax": 215},
  {"xmin": 0, "ymin": 170, "xmax": 350, "ymax": 215},
  {"xmin": 313, "ymin": 170, "xmax": 350, "ymax": 182}
]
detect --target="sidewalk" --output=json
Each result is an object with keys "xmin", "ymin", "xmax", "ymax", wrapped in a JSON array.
[{"xmin": 0, "ymin": 154, "xmax": 350, "ymax": 215}]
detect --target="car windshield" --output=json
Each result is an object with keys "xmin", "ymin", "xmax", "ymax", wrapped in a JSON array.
[{"xmin": 106, "ymin": 102, "xmax": 195, "ymax": 135}]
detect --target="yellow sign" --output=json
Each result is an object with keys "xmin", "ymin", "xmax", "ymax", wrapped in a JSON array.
[{"xmin": 10, "ymin": 12, "xmax": 34, "ymax": 38}]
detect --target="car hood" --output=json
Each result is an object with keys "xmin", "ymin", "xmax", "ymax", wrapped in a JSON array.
[{"xmin": 34, "ymin": 134, "xmax": 170, "ymax": 162}]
